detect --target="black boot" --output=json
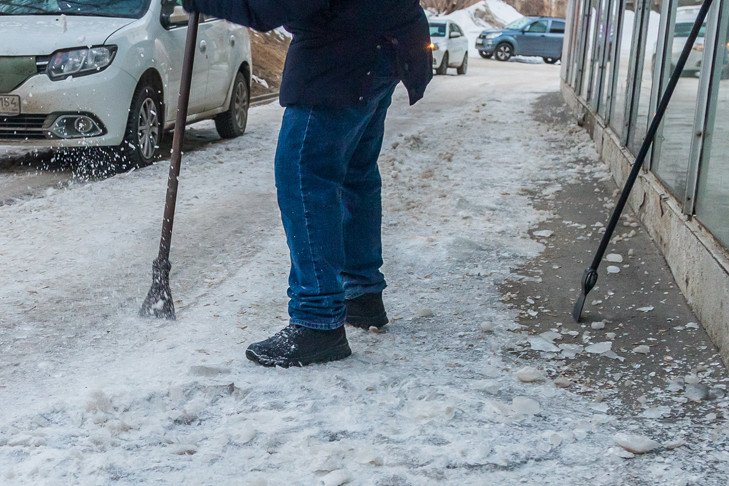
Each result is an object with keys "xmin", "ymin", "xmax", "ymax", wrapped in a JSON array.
[
  {"xmin": 345, "ymin": 292, "xmax": 389, "ymax": 329},
  {"xmin": 245, "ymin": 324, "xmax": 352, "ymax": 367}
]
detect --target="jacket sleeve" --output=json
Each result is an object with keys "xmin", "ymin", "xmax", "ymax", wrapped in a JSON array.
[{"xmin": 189, "ymin": 0, "xmax": 330, "ymax": 32}]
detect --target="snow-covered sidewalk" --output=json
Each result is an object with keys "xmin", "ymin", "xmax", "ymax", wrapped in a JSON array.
[{"xmin": 1, "ymin": 61, "xmax": 728, "ymax": 485}]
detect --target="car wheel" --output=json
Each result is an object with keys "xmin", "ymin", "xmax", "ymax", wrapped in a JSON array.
[
  {"xmin": 494, "ymin": 43, "xmax": 512, "ymax": 62},
  {"xmin": 435, "ymin": 51, "xmax": 449, "ymax": 75},
  {"xmin": 117, "ymin": 83, "xmax": 162, "ymax": 168},
  {"xmin": 457, "ymin": 53, "xmax": 468, "ymax": 75},
  {"xmin": 543, "ymin": 57, "xmax": 560, "ymax": 64},
  {"xmin": 479, "ymin": 51, "xmax": 492, "ymax": 59},
  {"xmin": 215, "ymin": 71, "xmax": 249, "ymax": 139}
]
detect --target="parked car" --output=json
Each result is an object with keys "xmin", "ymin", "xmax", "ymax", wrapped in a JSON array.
[
  {"xmin": 429, "ymin": 19, "xmax": 469, "ymax": 75},
  {"xmin": 476, "ymin": 17, "xmax": 565, "ymax": 63},
  {"xmin": 0, "ymin": 0, "xmax": 252, "ymax": 167}
]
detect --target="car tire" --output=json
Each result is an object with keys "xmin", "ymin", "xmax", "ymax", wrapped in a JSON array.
[
  {"xmin": 215, "ymin": 71, "xmax": 249, "ymax": 139},
  {"xmin": 457, "ymin": 53, "xmax": 468, "ymax": 75},
  {"xmin": 479, "ymin": 51, "xmax": 492, "ymax": 59},
  {"xmin": 494, "ymin": 43, "xmax": 513, "ymax": 62},
  {"xmin": 543, "ymin": 57, "xmax": 560, "ymax": 64},
  {"xmin": 435, "ymin": 51, "xmax": 449, "ymax": 75},
  {"xmin": 117, "ymin": 82, "xmax": 162, "ymax": 168}
]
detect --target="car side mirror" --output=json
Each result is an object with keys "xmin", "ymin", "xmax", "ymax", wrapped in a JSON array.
[
  {"xmin": 450, "ymin": 31, "xmax": 462, "ymax": 38},
  {"xmin": 161, "ymin": 5, "xmax": 189, "ymax": 28}
]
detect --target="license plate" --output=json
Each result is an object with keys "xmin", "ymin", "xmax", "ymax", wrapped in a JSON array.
[{"xmin": 0, "ymin": 95, "xmax": 20, "ymax": 116}]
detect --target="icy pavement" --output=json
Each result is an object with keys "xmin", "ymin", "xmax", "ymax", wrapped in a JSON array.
[{"xmin": 1, "ymin": 62, "xmax": 728, "ymax": 485}]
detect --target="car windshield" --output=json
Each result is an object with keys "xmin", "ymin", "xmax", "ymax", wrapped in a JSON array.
[
  {"xmin": 0, "ymin": 0, "xmax": 150, "ymax": 18},
  {"xmin": 504, "ymin": 18, "xmax": 533, "ymax": 31},
  {"xmin": 429, "ymin": 22, "xmax": 446, "ymax": 37},
  {"xmin": 674, "ymin": 21, "xmax": 706, "ymax": 38}
]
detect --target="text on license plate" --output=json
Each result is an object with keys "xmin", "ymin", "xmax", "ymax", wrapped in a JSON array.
[{"xmin": 0, "ymin": 95, "xmax": 21, "ymax": 116}]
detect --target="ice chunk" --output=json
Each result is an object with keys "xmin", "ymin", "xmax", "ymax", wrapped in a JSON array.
[
  {"xmin": 516, "ymin": 366, "xmax": 544, "ymax": 383},
  {"xmin": 512, "ymin": 396, "xmax": 541, "ymax": 415},
  {"xmin": 606, "ymin": 253, "xmax": 624, "ymax": 263},
  {"xmin": 591, "ymin": 321, "xmax": 606, "ymax": 330},
  {"xmin": 640, "ymin": 406, "xmax": 671, "ymax": 419},
  {"xmin": 636, "ymin": 306, "xmax": 654, "ymax": 313},
  {"xmin": 585, "ymin": 342, "xmax": 612, "ymax": 354},
  {"xmin": 559, "ymin": 343, "xmax": 584, "ymax": 358},
  {"xmin": 614, "ymin": 433, "xmax": 660, "ymax": 454},
  {"xmin": 533, "ymin": 230, "xmax": 553, "ymax": 238},
  {"xmin": 528, "ymin": 336, "xmax": 560, "ymax": 353},
  {"xmin": 606, "ymin": 266, "xmax": 620, "ymax": 274},
  {"xmin": 321, "ymin": 470, "xmax": 352, "ymax": 486},
  {"xmin": 553, "ymin": 376, "xmax": 571, "ymax": 388},
  {"xmin": 480, "ymin": 321, "xmax": 495, "ymax": 333},
  {"xmin": 685, "ymin": 383, "xmax": 709, "ymax": 401},
  {"xmin": 632, "ymin": 345, "xmax": 650, "ymax": 354}
]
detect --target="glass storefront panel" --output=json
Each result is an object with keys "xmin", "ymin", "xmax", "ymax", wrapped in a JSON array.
[
  {"xmin": 569, "ymin": 0, "xmax": 585, "ymax": 86},
  {"xmin": 581, "ymin": 0, "xmax": 599, "ymax": 98},
  {"xmin": 610, "ymin": 2, "xmax": 638, "ymax": 134},
  {"xmin": 599, "ymin": 0, "xmax": 621, "ymax": 118},
  {"xmin": 629, "ymin": 0, "xmax": 665, "ymax": 153},
  {"xmin": 695, "ymin": 20, "xmax": 729, "ymax": 247},
  {"xmin": 590, "ymin": 0, "xmax": 611, "ymax": 110},
  {"xmin": 653, "ymin": 4, "xmax": 705, "ymax": 198}
]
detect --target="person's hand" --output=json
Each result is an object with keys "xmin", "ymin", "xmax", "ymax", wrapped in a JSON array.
[{"xmin": 181, "ymin": 0, "xmax": 197, "ymax": 13}]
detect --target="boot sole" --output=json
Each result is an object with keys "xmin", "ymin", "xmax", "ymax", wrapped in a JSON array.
[
  {"xmin": 346, "ymin": 312, "xmax": 388, "ymax": 330},
  {"xmin": 245, "ymin": 343, "xmax": 352, "ymax": 368}
]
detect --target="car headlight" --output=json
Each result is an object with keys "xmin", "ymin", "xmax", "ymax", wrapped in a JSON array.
[
  {"xmin": 428, "ymin": 43, "xmax": 440, "ymax": 51},
  {"xmin": 486, "ymin": 33, "xmax": 500, "ymax": 39},
  {"xmin": 47, "ymin": 46, "xmax": 117, "ymax": 81}
]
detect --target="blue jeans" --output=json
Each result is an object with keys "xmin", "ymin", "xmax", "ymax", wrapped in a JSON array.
[{"xmin": 274, "ymin": 49, "xmax": 398, "ymax": 330}]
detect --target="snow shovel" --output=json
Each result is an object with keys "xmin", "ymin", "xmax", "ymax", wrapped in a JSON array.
[
  {"xmin": 140, "ymin": 11, "xmax": 200, "ymax": 319},
  {"xmin": 572, "ymin": 0, "xmax": 714, "ymax": 322}
]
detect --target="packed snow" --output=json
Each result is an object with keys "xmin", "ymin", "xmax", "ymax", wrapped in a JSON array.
[{"xmin": 1, "ymin": 60, "xmax": 728, "ymax": 485}]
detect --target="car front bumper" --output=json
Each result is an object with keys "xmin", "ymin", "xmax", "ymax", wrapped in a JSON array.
[
  {"xmin": 431, "ymin": 49, "xmax": 445, "ymax": 68},
  {"xmin": 476, "ymin": 38, "xmax": 496, "ymax": 54},
  {"xmin": 0, "ymin": 66, "xmax": 137, "ymax": 147}
]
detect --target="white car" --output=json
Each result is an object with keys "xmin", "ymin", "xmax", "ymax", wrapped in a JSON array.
[
  {"xmin": 429, "ymin": 19, "xmax": 469, "ymax": 75},
  {"xmin": 0, "ymin": 0, "xmax": 252, "ymax": 167}
]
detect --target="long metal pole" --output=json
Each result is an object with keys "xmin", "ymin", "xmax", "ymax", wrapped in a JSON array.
[{"xmin": 573, "ymin": 0, "xmax": 715, "ymax": 321}]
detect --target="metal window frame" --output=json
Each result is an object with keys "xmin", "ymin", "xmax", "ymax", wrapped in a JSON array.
[{"xmin": 683, "ymin": 0, "xmax": 728, "ymax": 216}]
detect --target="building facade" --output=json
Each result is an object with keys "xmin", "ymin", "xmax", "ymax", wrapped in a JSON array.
[{"xmin": 561, "ymin": 0, "xmax": 729, "ymax": 361}]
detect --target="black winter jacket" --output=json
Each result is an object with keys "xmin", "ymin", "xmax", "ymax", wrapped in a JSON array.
[{"xmin": 185, "ymin": 0, "xmax": 432, "ymax": 107}]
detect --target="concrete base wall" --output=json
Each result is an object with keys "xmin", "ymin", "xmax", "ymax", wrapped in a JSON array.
[{"xmin": 561, "ymin": 82, "xmax": 729, "ymax": 365}]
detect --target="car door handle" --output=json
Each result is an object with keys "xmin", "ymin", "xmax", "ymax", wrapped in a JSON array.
[
  {"xmin": 199, "ymin": 40, "xmax": 207, "ymax": 53},
  {"xmin": 230, "ymin": 35, "xmax": 236, "ymax": 47}
]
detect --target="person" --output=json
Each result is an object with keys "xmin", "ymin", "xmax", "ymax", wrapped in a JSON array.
[{"xmin": 181, "ymin": 0, "xmax": 432, "ymax": 367}]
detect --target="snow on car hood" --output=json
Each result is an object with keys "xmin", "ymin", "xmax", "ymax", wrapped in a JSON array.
[{"xmin": 0, "ymin": 15, "xmax": 135, "ymax": 55}]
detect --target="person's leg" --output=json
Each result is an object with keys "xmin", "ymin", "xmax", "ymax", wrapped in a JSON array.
[
  {"xmin": 246, "ymin": 103, "xmax": 381, "ymax": 366},
  {"xmin": 341, "ymin": 90, "xmax": 393, "ymax": 300}
]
